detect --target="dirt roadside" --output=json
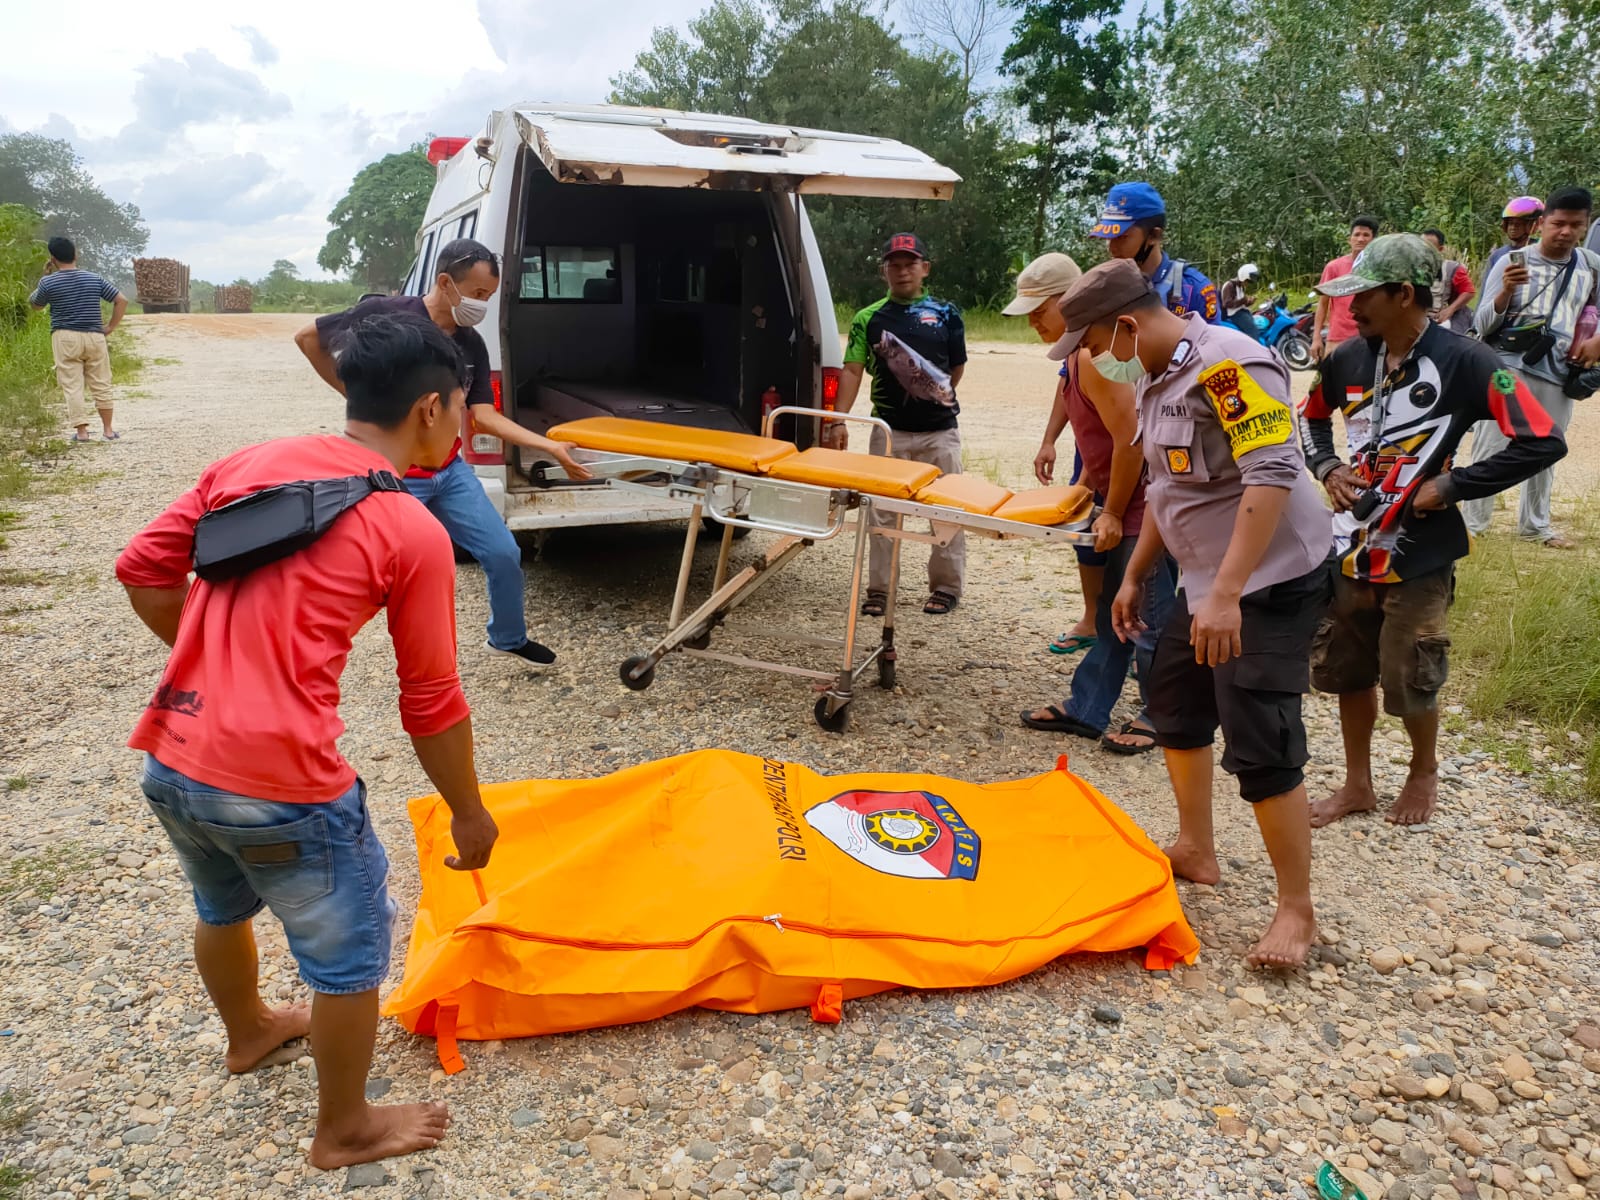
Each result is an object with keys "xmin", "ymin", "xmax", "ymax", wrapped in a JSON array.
[{"xmin": 1, "ymin": 314, "xmax": 1596, "ymax": 1200}]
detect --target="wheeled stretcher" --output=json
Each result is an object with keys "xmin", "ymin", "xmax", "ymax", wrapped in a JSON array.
[{"xmin": 546, "ymin": 408, "xmax": 1098, "ymax": 730}]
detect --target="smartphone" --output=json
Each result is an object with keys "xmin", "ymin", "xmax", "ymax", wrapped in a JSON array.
[{"xmin": 1508, "ymin": 249, "xmax": 1527, "ymax": 269}]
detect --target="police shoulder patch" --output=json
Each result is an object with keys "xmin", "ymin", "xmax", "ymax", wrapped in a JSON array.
[{"xmin": 1198, "ymin": 359, "xmax": 1294, "ymax": 458}]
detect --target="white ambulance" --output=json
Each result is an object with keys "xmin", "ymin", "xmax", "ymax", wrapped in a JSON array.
[{"xmin": 405, "ymin": 103, "xmax": 959, "ymax": 532}]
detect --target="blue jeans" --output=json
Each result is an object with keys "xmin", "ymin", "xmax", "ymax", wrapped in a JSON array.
[
  {"xmin": 404, "ymin": 457, "xmax": 526, "ymax": 649},
  {"xmin": 140, "ymin": 756, "xmax": 397, "ymax": 995},
  {"xmin": 1063, "ymin": 539, "xmax": 1179, "ymax": 733}
]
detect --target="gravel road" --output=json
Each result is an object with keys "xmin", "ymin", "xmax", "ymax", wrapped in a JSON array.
[{"xmin": 1, "ymin": 314, "xmax": 1597, "ymax": 1200}]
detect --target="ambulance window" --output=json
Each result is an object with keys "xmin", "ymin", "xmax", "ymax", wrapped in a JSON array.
[
  {"xmin": 457, "ymin": 211, "xmax": 478, "ymax": 241},
  {"xmin": 416, "ymin": 230, "xmax": 438, "ymax": 295},
  {"xmin": 518, "ymin": 245, "xmax": 619, "ymax": 303}
]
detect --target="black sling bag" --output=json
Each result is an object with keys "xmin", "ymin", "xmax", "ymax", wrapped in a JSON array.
[{"xmin": 192, "ymin": 470, "xmax": 405, "ymax": 582}]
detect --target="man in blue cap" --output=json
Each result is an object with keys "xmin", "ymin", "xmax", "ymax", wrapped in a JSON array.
[{"xmin": 1090, "ymin": 183, "xmax": 1220, "ymax": 325}]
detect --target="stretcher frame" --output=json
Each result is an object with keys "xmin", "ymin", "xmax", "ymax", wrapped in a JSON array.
[{"xmin": 560, "ymin": 408, "xmax": 1097, "ymax": 731}]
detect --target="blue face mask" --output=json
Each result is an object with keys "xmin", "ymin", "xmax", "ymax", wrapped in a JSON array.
[{"xmin": 1091, "ymin": 322, "xmax": 1147, "ymax": 385}]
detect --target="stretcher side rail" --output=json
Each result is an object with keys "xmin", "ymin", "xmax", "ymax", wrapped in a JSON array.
[{"xmin": 554, "ymin": 417, "xmax": 1100, "ymax": 730}]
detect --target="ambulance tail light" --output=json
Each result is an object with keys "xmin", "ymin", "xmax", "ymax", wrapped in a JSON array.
[
  {"xmin": 464, "ymin": 371, "xmax": 504, "ymax": 464},
  {"xmin": 821, "ymin": 367, "xmax": 841, "ymax": 410}
]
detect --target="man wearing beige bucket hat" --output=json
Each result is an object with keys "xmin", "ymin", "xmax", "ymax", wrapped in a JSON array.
[{"xmin": 1007, "ymin": 253, "xmax": 1175, "ymax": 754}]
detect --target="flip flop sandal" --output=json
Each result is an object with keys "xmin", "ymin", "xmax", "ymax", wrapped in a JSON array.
[
  {"xmin": 1102, "ymin": 719, "xmax": 1158, "ymax": 756},
  {"xmin": 860, "ymin": 590, "xmax": 888, "ymax": 617},
  {"xmin": 924, "ymin": 591, "xmax": 959, "ymax": 615},
  {"xmin": 1048, "ymin": 633, "xmax": 1096, "ymax": 656},
  {"xmin": 102, "ymin": 431, "xmax": 122, "ymax": 441},
  {"xmin": 1019, "ymin": 705, "xmax": 1101, "ymax": 738},
  {"xmin": 70, "ymin": 433, "xmax": 96, "ymax": 444}
]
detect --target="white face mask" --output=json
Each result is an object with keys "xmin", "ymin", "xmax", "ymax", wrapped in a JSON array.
[
  {"xmin": 447, "ymin": 279, "xmax": 490, "ymax": 327},
  {"xmin": 1091, "ymin": 322, "xmax": 1147, "ymax": 385}
]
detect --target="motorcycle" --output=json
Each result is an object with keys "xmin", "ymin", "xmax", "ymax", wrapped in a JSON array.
[{"xmin": 1236, "ymin": 293, "xmax": 1316, "ymax": 371}]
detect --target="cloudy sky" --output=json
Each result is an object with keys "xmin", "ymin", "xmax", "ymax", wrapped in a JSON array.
[{"xmin": 0, "ymin": 0, "xmax": 720, "ymax": 281}]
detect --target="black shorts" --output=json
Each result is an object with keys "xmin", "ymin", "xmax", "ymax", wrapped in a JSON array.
[{"xmin": 1146, "ymin": 561, "xmax": 1334, "ymax": 802}]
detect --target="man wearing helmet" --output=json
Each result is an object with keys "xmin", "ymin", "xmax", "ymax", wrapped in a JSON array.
[
  {"xmin": 1480, "ymin": 196, "xmax": 1544, "ymax": 294},
  {"xmin": 1221, "ymin": 264, "xmax": 1261, "ymax": 336}
]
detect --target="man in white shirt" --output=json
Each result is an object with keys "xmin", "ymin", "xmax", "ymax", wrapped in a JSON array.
[{"xmin": 1467, "ymin": 187, "xmax": 1600, "ymax": 547}]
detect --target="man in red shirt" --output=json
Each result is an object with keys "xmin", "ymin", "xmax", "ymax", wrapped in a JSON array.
[
  {"xmin": 117, "ymin": 313, "xmax": 499, "ymax": 1170},
  {"xmin": 1311, "ymin": 216, "xmax": 1379, "ymax": 361}
]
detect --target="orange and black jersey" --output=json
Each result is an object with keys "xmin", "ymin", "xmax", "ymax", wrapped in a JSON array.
[{"xmin": 1300, "ymin": 323, "xmax": 1564, "ymax": 582}]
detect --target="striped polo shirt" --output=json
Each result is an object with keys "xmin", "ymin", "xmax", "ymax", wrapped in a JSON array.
[{"xmin": 29, "ymin": 269, "xmax": 121, "ymax": 333}]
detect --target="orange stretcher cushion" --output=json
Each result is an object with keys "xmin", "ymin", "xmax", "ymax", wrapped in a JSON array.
[
  {"xmin": 914, "ymin": 474, "xmax": 1014, "ymax": 515},
  {"xmin": 994, "ymin": 483, "xmax": 1094, "ymax": 526},
  {"xmin": 547, "ymin": 417, "xmax": 798, "ymax": 474},
  {"xmin": 384, "ymin": 750, "xmax": 1199, "ymax": 1063},
  {"xmin": 765, "ymin": 448, "xmax": 941, "ymax": 497}
]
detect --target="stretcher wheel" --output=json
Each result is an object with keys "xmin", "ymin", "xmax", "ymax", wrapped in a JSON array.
[
  {"xmin": 685, "ymin": 627, "xmax": 712, "ymax": 651},
  {"xmin": 877, "ymin": 657, "xmax": 896, "ymax": 690},
  {"xmin": 620, "ymin": 656, "xmax": 656, "ymax": 690},
  {"xmin": 814, "ymin": 696, "xmax": 850, "ymax": 733}
]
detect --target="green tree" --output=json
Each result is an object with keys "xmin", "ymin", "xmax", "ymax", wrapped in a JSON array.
[
  {"xmin": 318, "ymin": 147, "xmax": 434, "ymax": 291},
  {"xmin": 0, "ymin": 134, "xmax": 148, "ymax": 284},
  {"xmin": 610, "ymin": 0, "xmax": 769, "ymax": 114},
  {"xmin": 1498, "ymin": 0, "xmax": 1600, "ymax": 196},
  {"xmin": 0, "ymin": 204, "xmax": 49, "ymax": 331},
  {"xmin": 1130, "ymin": 0, "xmax": 1512, "ymax": 279},
  {"xmin": 611, "ymin": 0, "xmax": 1028, "ymax": 308},
  {"xmin": 998, "ymin": 0, "xmax": 1128, "ymax": 256}
]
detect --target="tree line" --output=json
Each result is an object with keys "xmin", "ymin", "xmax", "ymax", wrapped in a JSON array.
[
  {"xmin": 4, "ymin": 0, "xmax": 1594, "ymax": 312},
  {"xmin": 612, "ymin": 0, "xmax": 1599, "ymax": 308}
]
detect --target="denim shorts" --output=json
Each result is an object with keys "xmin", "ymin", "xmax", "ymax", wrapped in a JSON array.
[{"xmin": 140, "ymin": 755, "xmax": 398, "ymax": 995}]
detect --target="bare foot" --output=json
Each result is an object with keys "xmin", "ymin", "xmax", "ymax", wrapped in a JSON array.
[
  {"xmin": 1308, "ymin": 781, "xmax": 1378, "ymax": 829},
  {"xmin": 309, "ymin": 1102, "xmax": 451, "ymax": 1170},
  {"xmin": 1246, "ymin": 901, "xmax": 1317, "ymax": 968},
  {"xmin": 1162, "ymin": 840, "xmax": 1221, "ymax": 886},
  {"xmin": 1386, "ymin": 770, "xmax": 1438, "ymax": 826},
  {"xmin": 226, "ymin": 1003, "xmax": 312, "ymax": 1073}
]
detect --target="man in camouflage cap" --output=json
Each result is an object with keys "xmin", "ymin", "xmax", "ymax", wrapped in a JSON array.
[{"xmin": 1300, "ymin": 234, "xmax": 1566, "ymax": 829}]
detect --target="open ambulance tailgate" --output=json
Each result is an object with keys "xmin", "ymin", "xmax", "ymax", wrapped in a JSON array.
[{"xmin": 512, "ymin": 104, "xmax": 959, "ymax": 199}]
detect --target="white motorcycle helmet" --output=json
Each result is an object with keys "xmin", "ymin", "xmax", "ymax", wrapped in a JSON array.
[{"xmin": 1238, "ymin": 262, "xmax": 1261, "ymax": 283}]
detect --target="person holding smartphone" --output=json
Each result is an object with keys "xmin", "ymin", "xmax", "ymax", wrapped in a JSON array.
[{"xmin": 1466, "ymin": 187, "xmax": 1600, "ymax": 546}]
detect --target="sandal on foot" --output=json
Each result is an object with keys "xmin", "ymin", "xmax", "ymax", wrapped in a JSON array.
[
  {"xmin": 1019, "ymin": 705, "xmax": 1101, "ymax": 738},
  {"xmin": 70, "ymin": 433, "xmax": 96, "ymax": 444},
  {"xmin": 924, "ymin": 590, "xmax": 959, "ymax": 615},
  {"xmin": 102, "ymin": 430, "xmax": 121, "ymax": 441},
  {"xmin": 860, "ymin": 590, "xmax": 888, "ymax": 617},
  {"xmin": 1048, "ymin": 633, "xmax": 1096, "ymax": 656},
  {"xmin": 1102, "ymin": 718, "xmax": 1157, "ymax": 756}
]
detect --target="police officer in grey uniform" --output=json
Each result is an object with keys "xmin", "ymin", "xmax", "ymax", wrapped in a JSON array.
[{"xmin": 1047, "ymin": 259, "xmax": 1334, "ymax": 969}]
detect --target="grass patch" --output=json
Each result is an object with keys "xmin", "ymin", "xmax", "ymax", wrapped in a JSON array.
[
  {"xmin": 1451, "ymin": 511, "xmax": 1600, "ymax": 807},
  {"xmin": 0, "ymin": 1091, "xmax": 36, "ymax": 1134},
  {"xmin": 0, "ymin": 843, "xmax": 91, "ymax": 904},
  {"xmin": 5, "ymin": 777, "xmax": 27, "ymax": 792},
  {"xmin": 0, "ymin": 207, "xmax": 141, "ymax": 505},
  {"xmin": 0, "ymin": 1165, "xmax": 31, "ymax": 1200}
]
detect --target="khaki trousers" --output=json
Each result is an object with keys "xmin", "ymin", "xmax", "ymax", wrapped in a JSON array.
[
  {"xmin": 52, "ymin": 329, "xmax": 114, "ymax": 426},
  {"xmin": 867, "ymin": 424, "xmax": 966, "ymax": 599}
]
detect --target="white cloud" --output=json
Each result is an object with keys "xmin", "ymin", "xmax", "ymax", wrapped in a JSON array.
[
  {"xmin": 0, "ymin": 0, "xmax": 718, "ymax": 280},
  {"xmin": 133, "ymin": 153, "xmax": 313, "ymax": 224},
  {"xmin": 236, "ymin": 25, "xmax": 280, "ymax": 67}
]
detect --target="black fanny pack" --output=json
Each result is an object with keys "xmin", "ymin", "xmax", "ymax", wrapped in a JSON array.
[{"xmin": 193, "ymin": 470, "xmax": 404, "ymax": 581}]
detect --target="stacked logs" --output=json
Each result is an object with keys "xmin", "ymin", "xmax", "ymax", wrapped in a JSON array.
[
  {"xmin": 132, "ymin": 259, "xmax": 190, "ymax": 312},
  {"xmin": 133, "ymin": 258, "xmax": 190, "ymax": 310},
  {"xmin": 215, "ymin": 284, "xmax": 254, "ymax": 313}
]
